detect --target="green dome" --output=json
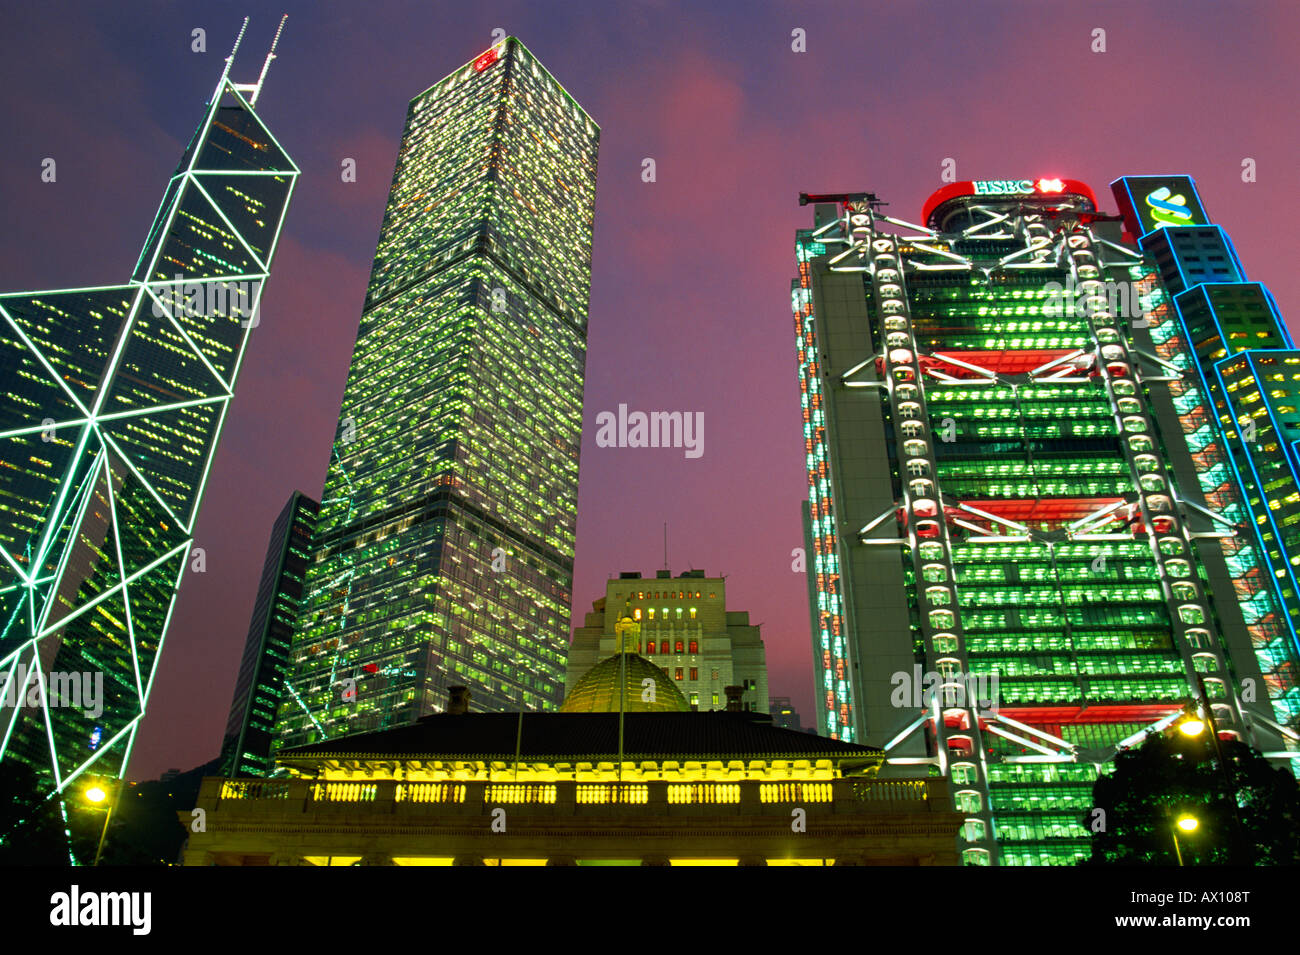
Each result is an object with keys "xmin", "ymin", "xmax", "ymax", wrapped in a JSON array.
[{"xmin": 560, "ymin": 654, "xmax": 691, "ymax": 713}]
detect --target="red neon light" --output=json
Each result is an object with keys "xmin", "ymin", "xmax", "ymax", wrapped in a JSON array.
[
  {"xmin": 920, "ymin": 182, "xmax": 977, "ymax": 225},
  {"xmin": 926, "ymin": 349, "xmax": 1087, "ymax": 378},
  {"xmin": 473, "ymin": 48, "xmax": 499, "ymax": 72},
  {"xmin": 996, "ymin": 704, "xmax": 1180, "ymax": 726},
  {"xmin": 921, "ymin": 178, "xmax": 1099, "ymax": 227},
  {"xmin": 956, "ymin": 497, "xmax": 1125, "ymax": 526}
]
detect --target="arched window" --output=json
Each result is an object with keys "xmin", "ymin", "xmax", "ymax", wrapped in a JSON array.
[
  {"xmin": 660, "ymin": 641, "xmax": 669, "ymax": 654},
  {"xmin": 644, "ymin": 642, "xmax": 654, "ymax": 655},
  {"xmin": 688, "ymin": 640, "xmax": 698, "ymax": 654},
  {"xmin": 675, "ymin": 640, "xmax": 684, "ymax": 654}
]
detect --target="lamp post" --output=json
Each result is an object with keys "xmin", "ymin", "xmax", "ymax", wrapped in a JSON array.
[
  {"xmin": 1170, "ymin": 812, "xmax": 1198, "ymax": 867},
  {"xmin": 1184, "ymin": 679, "xmax": 1251, "ymax": 864},
  {"xmin": 84, "ymin": 780, "xmax": 118, "ymax": 866}
]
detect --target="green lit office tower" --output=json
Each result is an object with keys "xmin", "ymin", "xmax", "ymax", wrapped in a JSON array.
[
  {"xmin": 275, "ymin": 39, "xmax": 598, "ymax": 750},
  {"xmin": 220, "ymin": 491, "xmax": 317, "ymax": 777},
  {"xmin": 0, "ymin": 22, "xmax": 298, "ymax": 801},
  {"xmin": 792, "ymin": 178, "xmax": 1300, "ymax": 865},
  {"xmin": 1112, "ymin": 176, "xmax": 1300, "ymax": 709}
]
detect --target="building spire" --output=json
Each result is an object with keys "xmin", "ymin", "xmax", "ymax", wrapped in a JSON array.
[
  {"xmin": 249, "ymin": 14, "xmax": 288, "ymax": 107},
  {"xmin": 223, "ymin": 14, "xmax": 289, "ymax": 109},
  {"xmin": 212, "ymin": 17, "xmax": 250, "ymax": 103}
]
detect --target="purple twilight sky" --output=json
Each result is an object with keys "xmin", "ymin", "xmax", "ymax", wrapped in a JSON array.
[{"xmin": 1, "ymin": 0, "xmax": 1296, "ymax": 779}]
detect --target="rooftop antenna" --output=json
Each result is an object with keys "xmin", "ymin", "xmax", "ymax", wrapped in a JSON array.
[
  {"xmin": 663, "ymin": 523, "xmax": 669, "ymax": 574},
  {"xmin": 230, "ymin": 14, "xmax": 288, "ymax": 108},
  {"xmin": 212, "ymin": 17, "xmax": 250, "ymax": 103}
]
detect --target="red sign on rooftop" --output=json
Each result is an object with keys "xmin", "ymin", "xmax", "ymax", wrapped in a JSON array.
[{"xmin": 922, "ymin": 178, "xmax": 1097, "ymax": 227}]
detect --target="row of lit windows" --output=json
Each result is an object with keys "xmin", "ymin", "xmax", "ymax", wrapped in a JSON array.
[
  {"xmin": 633, "ymin": 607, "xmax": 697, "ymax": 621},
  {"xmin": 644, "ymin": 641, "xmax": 701, "ymax": 656},
  {"xmin": 630, "ymin": 590, "xmax": 709, "ymax": 599}
]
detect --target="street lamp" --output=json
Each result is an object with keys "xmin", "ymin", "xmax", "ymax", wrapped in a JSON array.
[
  {"xmin": 1187, "ymin": 677, "xmax": 1251, "ymax": 864},
  {"xmin": 82, "ymin": 780, "xmax": 118, "ymax": 866},
  {"xmin": 1170, "ymin": 812, "xmax": 1199, "ymax": 866}
]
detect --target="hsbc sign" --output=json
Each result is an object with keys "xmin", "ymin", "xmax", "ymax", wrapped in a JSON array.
[
  {"xmin": 922, "ymin": 178, "xmax": 1093, "ymax": 226},
  {"xmin": 972, "ymin": 179, "xmax": 1036, "ymax": 195}
]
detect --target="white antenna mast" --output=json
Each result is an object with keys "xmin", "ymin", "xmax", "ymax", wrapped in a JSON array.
[
  {"xmin": 228, "ymin": 14, "xmax": 288, "ymax": 108},
  {"xmin": 249, "ymin": 14, "xmax": 288, "ymax": 107},
  {"xmin": 212, "ymin": 17, "xmax": 249, "ymax": 103}
]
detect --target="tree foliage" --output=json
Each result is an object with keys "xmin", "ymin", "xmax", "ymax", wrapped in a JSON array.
[{"xmin": 1084, "ymin": 727, "xmax": 1300, "ymax": 865}]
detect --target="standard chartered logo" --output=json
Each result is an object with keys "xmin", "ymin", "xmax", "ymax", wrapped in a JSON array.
[{"xmin": 1145, "ymin": 186, "xmax": 1195, "ymax": 227}]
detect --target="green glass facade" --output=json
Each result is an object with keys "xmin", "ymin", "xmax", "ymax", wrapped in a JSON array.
[
  {"xmin": 0, "ymin": 61, "xmax": 298, "ymax": 799},
  {"xmin": 1216, "ymin": 350, "xmax": 1300, "ymax": 648},
  {"xmin": 220, "ymin": 491, "xmax": 318, "ymax": 777},
  {"xmin": 1113, "ymin": 177, "xmax": 1300, "ymax": 716},
  {"xmin": 792, "ymin": 180, "xmax": 1294, "ymax": 865},
  {"xmin": 275, "ymin": 39, "xmax": 598, "ymax": 750}
]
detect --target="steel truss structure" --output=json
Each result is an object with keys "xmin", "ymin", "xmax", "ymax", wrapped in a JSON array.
[
  {"xmin": 793, "ymin": 185, "xmax": 1298, "ymax": 864},
  {"xmin": 0, "ymin": 19, "xmax": 297, "ymax": 802}
]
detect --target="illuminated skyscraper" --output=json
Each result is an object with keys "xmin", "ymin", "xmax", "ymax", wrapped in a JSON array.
[
  {"xmin": 1111, "ymin": 176, "xmax": 1300, "ymax": 703},
  {"xmin": 0, "ymin": 21, "xmax": 298, "ymax": 800},
  {"xmin": 220, "ymin": 491, "xmax": 317, "ymax": 777},
  {"xmin": 792, "ymin": 177, "xmax": 1299, "ymax": 864},
  {"xmin": 276, "ymin": 39, "xmax": 598, "ymax": 750}
]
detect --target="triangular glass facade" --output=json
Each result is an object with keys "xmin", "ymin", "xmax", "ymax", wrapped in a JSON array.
[{"xmin": 0, "ymin": 70, "xmax": 298, "ymax": 802}]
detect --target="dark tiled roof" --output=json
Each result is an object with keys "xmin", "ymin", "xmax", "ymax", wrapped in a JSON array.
[{"xmin": 278, "ymin": 712, "xmax": 881, "ymax": 763}]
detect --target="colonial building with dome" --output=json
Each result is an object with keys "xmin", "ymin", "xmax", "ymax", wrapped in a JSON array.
[
  {"xmin": 560, "ymin": 596, "xmax": 690, "ymax": 713},
  {"xmin": 180, "ymin": 672, "xmax": 963, "ymax": 865}
]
